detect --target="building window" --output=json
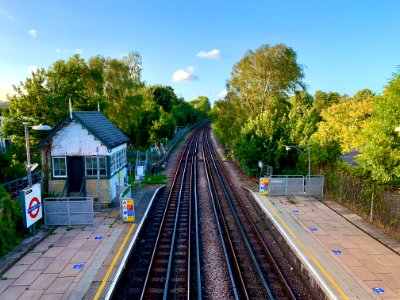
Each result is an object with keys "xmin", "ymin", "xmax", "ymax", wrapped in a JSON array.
[
  {"xmin": 52, "ymin": 157, "xmax": 67, "ymax": 177},
  {"xmin": 110, "ymin": 148, "xmax": 127, "ymax": 174},
  {"xmin": 85, "ymin": 157, "xmax": 107, "ymax": 176}
]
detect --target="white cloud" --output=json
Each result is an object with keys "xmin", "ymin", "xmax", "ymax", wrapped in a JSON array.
[
  {"xmin": 28, "ymin": 29, "xmax": 37, "ymax": 38},
  {"xmin": 197, "ymin": 49, "xmax": 221, "ymax": 59},
  {"xmin": 27, "ymin": 66, "xmax": 39, "ymax": 73},
  {"xmin": 172, "ymin": 66, "xmax": 198, "ymax": 83},
  {"xmin": 218, "ymin": 89, "xmax": 228, "ymax": 98},
  {"xmin": 56, "ymin": 48, "xmax": 83, "ymax": 55},
  {"xmin": 0, "ymin": 83, "xmax": 14, "ymax": 102},
  {"xmin": 0, "ymin": 9, "xmax": 14, "ymax": 20}
]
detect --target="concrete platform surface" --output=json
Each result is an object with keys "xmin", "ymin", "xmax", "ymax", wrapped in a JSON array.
[
  {"xmin": 0, "ymin": 185, "xmax": 162, "ymax": 300},
  {"xmin": 250, "ymin": 191, "xmax": 400, "ymax": 300}
]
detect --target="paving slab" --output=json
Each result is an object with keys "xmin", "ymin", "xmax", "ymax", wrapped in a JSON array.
[
  {"xmin": 0, "ymin": 185, "xmax": 162, "ymax": 300},
  {"xmin": 251, "ymin": 191, "xmax": 400, "ymax": 300},
  {"xmin": 30, "ymin": 273, "xmax": 57, "ymax": 290},
  {"xmin": 19, "ymin": 288, "xmax": 44, "ymax": 300},
  {"xmin": 12, "ymin": 270, "xmax": 42, "ymax": 286}
]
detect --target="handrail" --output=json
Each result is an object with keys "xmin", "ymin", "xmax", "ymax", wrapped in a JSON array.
[
  {"xmin": 79, "ymin": 176, "xmax": 86, "ymax": 197},
  {"xmin": 0, "ymin": 171, "xmax": 41, "ymax": 197},
  {"xmin": 61, "ymin": 179, "xmax": 69, "ymax": 197}
]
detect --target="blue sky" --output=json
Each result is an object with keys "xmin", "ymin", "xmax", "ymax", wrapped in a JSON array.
[{"xmin": 1, "ymin": 1, "xmax": 399, "ymax": 105}]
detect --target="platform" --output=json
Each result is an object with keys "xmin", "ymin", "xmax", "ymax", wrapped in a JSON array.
[
  {"xmin": 0, "ymin": 185, "xmax": 163, "ymax": 300},
  {"xmin": 249, "ymin": 191, "xmax": 400, "ymax": 299}
]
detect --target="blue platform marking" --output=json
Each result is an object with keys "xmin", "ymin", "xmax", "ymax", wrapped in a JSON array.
[
  {"xmin": 73, "ymin": 263, "xmax": 84, "ymax": 269},
  {"xmin": 331, "ymin": 249, "xmax": 342, "ymax": 255},
  {"xmin": 372, "ymin": 287, "xmax": 384, "ymax": 294}
]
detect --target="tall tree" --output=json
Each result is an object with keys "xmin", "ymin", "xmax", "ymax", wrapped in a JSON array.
[
  {"xmin": 189, "ymin": 96, "xmax": 211, "ymax": 118},
  {"xmin": 150, "ymin": 85, "xmax": 176, "ymax": 112},
  {"xmin": 212, "ymin": 43, "xmax": 305, "ymax": 174},
  {"xmin": 357, "ymin": 75, "xmax": 400, "ymax": 183}
]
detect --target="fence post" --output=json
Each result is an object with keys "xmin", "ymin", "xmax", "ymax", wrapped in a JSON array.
[
  {"xmin": 285, "ymin": 176, "xmax": 288, "ymax": 196},
  {"xmin": 67, "ymin": 198, "xmax": 71, "ymax": 227},
  {"xmin": 370, "ymin": 193, "xmax": 374, "ymax": 223}
]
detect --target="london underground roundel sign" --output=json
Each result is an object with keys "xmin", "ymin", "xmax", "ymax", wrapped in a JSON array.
[{"xmin": 21, "ymin": 183, "xmax": 42, "ymax": 228}]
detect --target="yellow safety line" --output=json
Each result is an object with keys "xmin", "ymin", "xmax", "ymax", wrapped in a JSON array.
[
  {"xmin": 262, "ymin": 197, "xmax": 349, "ymax": 300},
  {"xmin": 94, "ymin": 223, "xmax": 136, "ymax": 300}
]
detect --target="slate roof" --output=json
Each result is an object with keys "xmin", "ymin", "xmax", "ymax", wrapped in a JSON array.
[
  {"xmin": 341, "ymin": 150, "xmax": 360, "ymax": 167},
  {"xmin": 36, "ymin": 111, "xmax": 130, "ymax": 150}
]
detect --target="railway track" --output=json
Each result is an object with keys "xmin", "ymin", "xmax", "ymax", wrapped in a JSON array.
[
  {"xmin": 110, "ymin": 124, "xmax": 313, "ymax": 299},
  {"xmin": 202, "ymin": 128, "xmax": 297, "ymax": 299}
]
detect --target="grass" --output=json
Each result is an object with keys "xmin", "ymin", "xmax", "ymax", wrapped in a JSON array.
[{"xmin": 142, "ymin": 173, "xmax": 167, "ymax": 185}]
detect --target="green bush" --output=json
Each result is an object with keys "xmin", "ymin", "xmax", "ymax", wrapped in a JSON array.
[
  {"xmin": 0, "ymin": 187, "xmax": 27, "ymax": 256},
  {"xmin": 0, "ymin": 153, "xmax": 26, "ymax": 184},
  {"xmin": 142, "ymin": 173, "xmax": 167, "ymax": 185},
  {"xmin": 323, "ymin": 163, "xmax": 399, "ymax": 229}
]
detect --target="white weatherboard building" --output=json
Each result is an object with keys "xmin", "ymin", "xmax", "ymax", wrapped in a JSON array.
[{"xmin": 37, "ymin": 111, "xmax": 130, "ymax": 206}]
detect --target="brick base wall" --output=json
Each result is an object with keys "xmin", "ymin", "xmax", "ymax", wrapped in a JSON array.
[{"xmin": 48, "ymin": 178, "xmax": 111, "ymax": 207}]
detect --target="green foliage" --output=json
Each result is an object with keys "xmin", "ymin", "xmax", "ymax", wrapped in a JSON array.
[
  {"xmin": 357, "ymin": 74, "xmax": 400, "ymax": 184},
  {"xmin": 150, "ymin": 85, "xmax": 176, "ymax": 112},
  {"xmin": 323, "ymin": 163, "xmax": 400, "ymax": 230},
  {"xmin": 189, "ymin": 96, "xmax": 211, "ymax": 119},
  {"xmin": 0, "ymin": 153, "xmax": 26, "ymax": 183},
  {"xmin": 313, "ymin": 90, "xmax": 341, "ymax": 114},
  {"xmin": 287, "ymin": 91, "xmax": 319, "ymax": 145},
  {"xmin": 212, "ymin": 43, "xmax": 305, "ymax": 174},
  {"xmin": 142, "ymin": 173, "xmax": 167, "ymax": 185},
  {"xmin": 2, "ymin": 52, "xmax": 207, "ymax": 183},
  {"xmin": 0, "ymin": 187, "xmax": 27, "ymax": 256},
  {"xmin": 0, "ymin": 103, "xmax": 9, "ymax": 116},
  {"xmin": 149, "ymin": 108, "xmax": 176, "ymax": 142},
  {"xmin": 308, "ymin": 89, "xmax": 375, "ymax": 170}
]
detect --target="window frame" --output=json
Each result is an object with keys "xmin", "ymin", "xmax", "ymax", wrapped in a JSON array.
[
  {"xmin": 52, "ymin": 156, "xmax": 67, "ymax": 178},
  {"xmin": 85, "ymin": 156, "xmax": 107, "ymax": 177}
]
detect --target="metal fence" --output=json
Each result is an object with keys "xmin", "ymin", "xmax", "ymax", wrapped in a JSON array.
[
  {"xmin": 269, "ymin": 176, "xmax": 304, "ymax": 196},
  {"xmin": 305, "ymin": 176, "xmax": 324, "ymax": 196},
  {"xmin": 382, "ymin": 192, "xmax": 400, "ymax": 217},
  {"xmin": 268, "ymin": 175, "xmax": 324, "ymax": 196},
  {"xmin": 43, "ymin": 197, "xmax": 94, "ymax": 227},
  {"xmin": 0, "ymin": 171, "xmax": 42, "ymax": 197}
]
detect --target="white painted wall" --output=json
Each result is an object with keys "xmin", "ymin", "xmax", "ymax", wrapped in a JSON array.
[
  {"xmin": 110, "ymin": 143, "xmax": 127, "ymax": 155},
  {"xmin": 109, "ymin": 165, "xmax": 128, "ymax": 199},
  {"xmin": 51, "ymin": 121, "xmax": 108, "ymax": 156}
]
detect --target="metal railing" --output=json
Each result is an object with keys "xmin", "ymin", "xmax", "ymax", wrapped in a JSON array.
[
  {"xmin": 43, "ymin": 197, "xmax": 94, "ymax": 227},
  {"xmin": 0, "ymin": 171, "xmax": 42, "ymax": 197},
  {"xmin": 267, "ymin": 175, "xmax": 324, "ymax": 196}
]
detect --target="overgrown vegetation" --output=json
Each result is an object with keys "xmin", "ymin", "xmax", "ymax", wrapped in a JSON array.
[
  {"xmin": 212, "ymin": 43, "xmax": 400, "ymax": 234},
  {"xmin": 0, "ymin": 52, "xmax": 211, "ymax": 184},
  {"xmin": 142, "ymin": 174, "xmax": 168, "ymax": 185},
  {"xmin": 0, "ymin": 187, "xmax": 28, "ymax": 257},
  {"xmin": 212, "ymin": 43, "xmax": 400, "ymax": 186}
]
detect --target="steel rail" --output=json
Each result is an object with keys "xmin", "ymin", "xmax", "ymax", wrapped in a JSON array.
[
  {"xmin": 205, "ymin": 132, "xmax": 273, "ymax": 299},
  {"xmin": 193, "ymin": 138, "xmax": 202, "ymax": 299},
  {"xmin": 202, "ymin": 129, "xmax": 243, "ymax": 300},
  {"xmin": 140, "ymin": 130, "xmax": 198, "ymax": 300},
  {"xmin": 206, "ymin": 129, "xmax": 297, "ymax": 300}
]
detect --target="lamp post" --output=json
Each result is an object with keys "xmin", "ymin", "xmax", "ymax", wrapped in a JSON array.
[
  {"xmin": 286, "ymin": 144, "xmax": 311, "ymax": 193},
  {"xmin": 24, "ymin": 124, "xmax": 52, "ymax": 187},
  {"xmin": 95, "ymin": 147, "xmax": 101, "ymax": 210}
]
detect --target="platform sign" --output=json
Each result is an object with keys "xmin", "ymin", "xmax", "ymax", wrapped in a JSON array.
[
  {"xmin": 259, "ymin": 177, "xmax": 269, "ymax": 195},
  {"xmin": 121, "ymin": 198, "xmax": 135, "ymax": 222},
  {"xmin": 21, "ymin": 183, "xmax": 42, "ymax": 228}
]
